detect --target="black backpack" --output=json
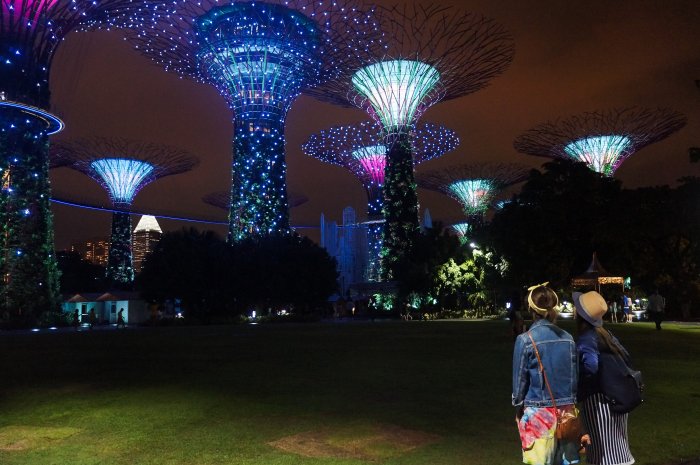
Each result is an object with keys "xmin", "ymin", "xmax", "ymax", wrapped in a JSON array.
[{"xmin": 598, "ymin": 350, "xmax": 644, "ymax": 414}]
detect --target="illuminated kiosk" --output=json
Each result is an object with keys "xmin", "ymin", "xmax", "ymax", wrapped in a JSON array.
[
  {"xmin": 417, "ymin": 163, "xmax": 529, "ymax": 229},
  {"xmin": 0, "ymin": 0, "xmax": 141, "ymax": 324},
  {"xmin": 307, "ymin": 4, "xmax": 514, "ymax": 280},
  {"xmin": 514, "ymin": 107, "xmax": 687, "ymax": 177},
  {"xmin": 55, "ymin": 138, "xmax": 198, "ymax": 285},
  {"xmin": 302, "ymin": 121, "xmax": 459, "ymax": 281},
  {"xmin": 128, "ymin": 0, "xmax": 378, "ymax": 242}
]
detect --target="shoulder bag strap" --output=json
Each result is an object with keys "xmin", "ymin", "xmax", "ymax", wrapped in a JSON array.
[{"xmin": 527, "ymin": 331, "xmax": 558, "ymax": 410}]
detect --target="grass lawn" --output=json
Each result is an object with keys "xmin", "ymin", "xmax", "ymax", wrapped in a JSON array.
[{"xmin": 0, "ymin": 319, "xmax": 698, "ymax": 464}]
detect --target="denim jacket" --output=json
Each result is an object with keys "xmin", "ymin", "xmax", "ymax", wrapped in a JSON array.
[{"xmin": 512, "ymin": 319, "xmax": 578, "ymax": 407}]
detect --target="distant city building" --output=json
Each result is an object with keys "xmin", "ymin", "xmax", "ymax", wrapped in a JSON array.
[
  {"xmin": 132, "ymin": 215, "xmax": 163, "ymax": 273},
  {"xmin": 71, "ymin": 238, "xmax": 110, "ymax": 267},
  {"xmin": 321, "ymin": 207, "xmax": 369, "ymax": 295}
]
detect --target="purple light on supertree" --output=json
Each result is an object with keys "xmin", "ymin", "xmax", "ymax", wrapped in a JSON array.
[
  {"xmin": 302, "ymin": 120, "xmax": 459, "ymax": 281},
  {"xmin": 417, "ymin": 163, "xmax": 529, "ymax": 227},
  {"xmin": 306, "ymin": 3, "xmax": 514, "ymax": 280},
  {"xmin": 1, "ymin": 0, "xmax": 143, "ymax": 323},
  {"xmin": 53, "ymin": 138, "xmax": 198, "ymax": 285},
  {"xmin": 514, "ymin": 107, "xmax": 687, "ymax": 177},
  {"xmin": 126, "ymin": 0, "xmax": 379, "ymax": 242}
]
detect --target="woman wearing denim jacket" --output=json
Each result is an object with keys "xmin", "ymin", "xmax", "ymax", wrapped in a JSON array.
[
  {"xmin": 512, "ymin": 283, "xmax": 580, "ymax": 465},
  {"xmin": 574, "ymin": 291, "xmax": 634, "ymax": 465}
]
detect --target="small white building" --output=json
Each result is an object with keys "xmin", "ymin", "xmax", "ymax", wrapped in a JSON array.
[{"xmin": 63, "ymin": 291, "xmax": 149, "ymax": 325}]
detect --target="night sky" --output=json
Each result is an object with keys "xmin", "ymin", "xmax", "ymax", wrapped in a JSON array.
[{"xmin": 47, "ymin": 0, "xmax": 700, "ymax": 250}]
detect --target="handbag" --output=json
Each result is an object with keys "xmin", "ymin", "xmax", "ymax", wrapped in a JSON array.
[
  {"xmin": 528, "ymin": 332, "xmax": 583, "ymax": 442},
  {"xmin": 598, "ymin": 349, "xmax": 643, "ymax": 414}
]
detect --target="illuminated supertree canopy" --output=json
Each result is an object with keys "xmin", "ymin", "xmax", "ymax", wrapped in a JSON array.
[
  {"xmin": 513, "ymin": 107, "xmax": 687, "ymax": 177},
  {"xmin": 127, "ymin": 0, "xmax": 379, "ymax": 242},
  {"xmin": 53, "ymin": 138, "xmax": 198, "ymax": 285},
  {"xmin": 302, "ymin": 120, "xmax": 459, "ymax": 280},
  {"xmin": 1, "ymin": 0, "xmax": 144, "ymax": 325},
  {"xmin": 417, "ymin": 163, "xmax": 530, "ymax": 219},
  {"xmin": 307, "ymin": 3, "xmax": 514, "ymax": 281}
]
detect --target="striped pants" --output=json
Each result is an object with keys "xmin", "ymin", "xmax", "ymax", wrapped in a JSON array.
[{"xmin": 581, "ymin": 393, "xmax": 634, "ymax": 465}]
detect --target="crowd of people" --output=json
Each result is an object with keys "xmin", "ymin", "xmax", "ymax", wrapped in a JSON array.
[{"xmin": 512, "ymin": 284, "xmax": 641, "ymax": 465}]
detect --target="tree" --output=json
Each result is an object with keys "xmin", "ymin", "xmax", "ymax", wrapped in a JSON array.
[{"xmin": 56, "ymin": 251, "xmax": 106, "ymax": 294}]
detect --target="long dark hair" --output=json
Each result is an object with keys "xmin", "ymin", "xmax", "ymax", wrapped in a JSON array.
[{"xmin": 576, "ymin": 317, "xmax": 628, "ymax": 359}]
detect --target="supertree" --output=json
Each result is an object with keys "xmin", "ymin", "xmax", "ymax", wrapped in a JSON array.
[
  {"xmin": 306, "ymin": 3, "xmax": 514, "ymax": 280},
  {"xmin": 417, "ymin": 163, "xmax": 529, "ymax": 228},
  {"xmin": 53, "ymin": 138, "xmax": 198, "ymax": 286},
  {"xmin": 302, "ymin": 120, "xmax": 459, "ymax": 281},
  {"xmin": 514, "ymin": 107, "xmax": 687, "ymax": 177},
  {"xmin": 0, "ymin": 0, "xmax": 143, "ymax": 325},
  {"xmin": 450, "ymin": 222, "xmax": 472, "ymax": 244},
  {"xmin": 127, "ymin": 0, "xmax": 379, "ymax": 242}
]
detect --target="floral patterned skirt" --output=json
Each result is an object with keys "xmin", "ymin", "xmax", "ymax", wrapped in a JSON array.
[{"xmin": 516, "ymin": 405, "xmax": 581, "ymax": 465}]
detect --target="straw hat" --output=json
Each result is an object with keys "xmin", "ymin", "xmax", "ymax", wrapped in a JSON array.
[{"xmin": 573, "ymin": 291, "xmax": 607, "ymax": 327}]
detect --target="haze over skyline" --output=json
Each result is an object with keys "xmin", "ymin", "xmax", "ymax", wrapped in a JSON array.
[{"xmin": 48, "ymin": 0, "xmax": 700, "ymax": 250}]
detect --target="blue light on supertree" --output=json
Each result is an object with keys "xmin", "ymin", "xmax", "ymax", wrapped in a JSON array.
[
  {"xmin": 1, "ymin": 0, "xmax": 143, "ymax": 325},
  {"xmin": 127, "ymin": 0, "xmax": 379, "ymax": 242},
  {"xmin": 307, "ymin": 4, "xmax": 514, "ymax": 281},
  {"xmin": 302, "ymin": 120, "xmax": 459, "ymax": 281},
  {"xmin": 417, "ymin": 163, "xmax": 529, "ymax": 228},
  {"xmin": 514, "ymin": 107, "xmax": 687, "ymax": 177},
  {"xmin": 53, "ymin": 138, "xmax": 198, "ymax": 286}
]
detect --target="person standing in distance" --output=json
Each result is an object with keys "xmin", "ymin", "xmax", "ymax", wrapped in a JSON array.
[{"xmin": 647, "ymin": 290, "xmax": 665, "ymax": 330}]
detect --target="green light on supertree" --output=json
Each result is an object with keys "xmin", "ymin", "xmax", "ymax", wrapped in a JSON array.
[
  {"xmin": 514, "ymin": 107, "xmax": 687, "ymax": 177},
  {"xmin": 417, "ymin": 163, "xmax": 529, "ymax": 227},
  {"xmin": 302, "ymin": 120, "xmax": 458, "ymax": 282}
]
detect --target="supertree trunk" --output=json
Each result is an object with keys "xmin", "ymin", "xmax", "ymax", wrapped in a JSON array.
[
  {"xmin": 107, "ymin": 210, "xmax": 134, "ymax": 286},
  {"xmin": 229, "ymin": 120, "xmax": 290, "ymax": 242},
  {"xmin": 380, "ymin": 132, "xmax": 419, "ymax": 281},
  {"xmin": 0, "ymin": 111, "xmax": 60, "ymax": 326}
]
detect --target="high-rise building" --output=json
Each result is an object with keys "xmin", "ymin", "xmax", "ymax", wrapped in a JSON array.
[
  {"xmin": 320, "ymin": 207, "xmax": 368, "ymax": 295},
  {"xmin": 132, "ymin": 215, "xmax": 163, "ymax": 274},
  {"xmin": 71, "ymin": 238, "xmax": 110, "ymax": 267}
]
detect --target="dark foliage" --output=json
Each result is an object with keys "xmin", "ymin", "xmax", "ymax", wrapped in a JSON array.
[
  {"xmin": 484, "ymin": 159, "xmax": 700, "ymax": 317},
  {"xmin": 57, "ymin": 251, "xmax": 106, "ymax": 294},
  {"xmin": 137, "ymin": 229, "xmax": 337, "ymax": 322}
]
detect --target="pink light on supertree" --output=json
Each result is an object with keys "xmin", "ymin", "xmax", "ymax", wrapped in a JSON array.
[{"xmin": 514, "ymin": 107, "xmax": 687, "ymax": 177}]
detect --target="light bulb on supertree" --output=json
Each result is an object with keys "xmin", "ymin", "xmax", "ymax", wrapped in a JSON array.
[
  {"xmin": 514, "ymin": 107, "xmax": 687, "ymax": 177},
  {"xmin": 417, "ymin": 163, "xmax": 529, "ymax": 228},
  {"xmin": 53, "ymin": 138, "xmax": 198, "ymax": 286},
  {"xmin": 126, "ymin": 0, "xmax": 380, "ymax": 242},
  {"xmin": 1, "ymin": 0, "xmax": 143, "ymax": 325},
  {"xmin": 302, "ymin": 120, "xmax": 459, "ymax": 281},
  {"xmin": 307, "ymin": 3, "xmax": 514, "ymax": 280}
]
